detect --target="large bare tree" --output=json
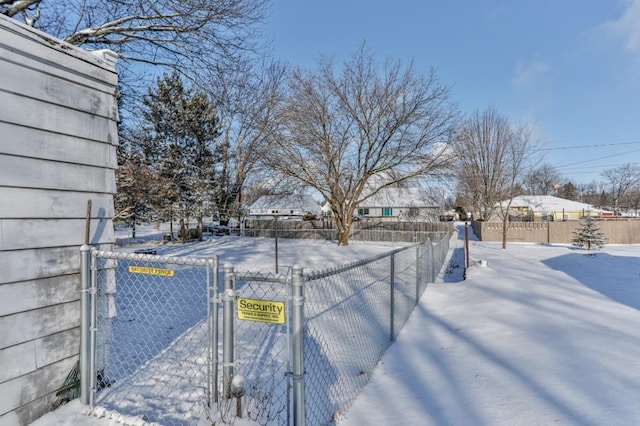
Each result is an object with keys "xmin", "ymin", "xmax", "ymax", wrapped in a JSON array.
[
  {"xmin": 523, "ymin": 163, "xmax": 563, "ymax": 195},
  {"xmin": 456, "ymin": 107, "xmax": 539, "ymax": 249},
  {"xmin": 213, "ymin": 58, "xmax": 289, "ymax": 224},
  {"xmin": 1, "ymin": 0, "xmax": 268, "ymax": 104},
  {"xmin": 602, "ymin": 163, "xmax": 640, "ymax": 215},
  {"xmin": 268, "ymin": 45, "xmax": 458, "ymax": 245}
]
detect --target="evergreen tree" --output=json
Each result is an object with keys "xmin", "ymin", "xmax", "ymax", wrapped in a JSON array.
[
  {"xmin": 558, "ymin": 181, "xmax": 579, "ymax": 201},
  {"xmin": 125, "ymin": 72, "xmax": 220, "ymax": 241},
  {"xmin": 571, "ymin": 216, "xmax": 606, "ymax": 251}
]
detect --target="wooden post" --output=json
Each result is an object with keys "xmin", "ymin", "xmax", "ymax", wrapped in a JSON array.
[{"xmin": 85, "ymin": 199, "xmax": 92, "ymax": 245}]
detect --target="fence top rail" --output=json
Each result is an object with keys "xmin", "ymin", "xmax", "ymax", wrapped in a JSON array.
[
  {"xmin": 304, "ymin": 242, "xmax": 421, "ymax": 281},
  {"xmin": 92, "ymin": 249, "xmax": 218, "ymax": 267},
  {"xmin": 234, "ymin": 271, "xmax": 290, "ymax": 284}
]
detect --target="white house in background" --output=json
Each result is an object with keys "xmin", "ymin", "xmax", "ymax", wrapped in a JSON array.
[
  {"xmin": 494, "ymin": 195, "xmax": 612, "ymax": 222},
  {"xmin": 247, "ymin": 194, "xmax": 322, "ymax": 219},
  {"xmin": 356, "ymin": 187, "xmax": 443, "ymax": 222}
]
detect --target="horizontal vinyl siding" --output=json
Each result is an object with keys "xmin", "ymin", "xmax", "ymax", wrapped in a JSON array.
[
  {"xmin": 0, "ymin": 14, "xmax": 118, "ymax": 425},
  {"xmin": 0, "ymin": 188, "xmax": 115, "ymax": 219}
]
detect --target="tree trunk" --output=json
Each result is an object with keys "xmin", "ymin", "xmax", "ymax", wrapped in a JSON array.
[
  {"xmin": 334, "ymin": 216, "xmax": 351, "ymax": 246},
  {"xmin": 337, "ymin": 228, "xmax": 350, "ymax": 246},
  {"xmin": 180, "ymin": 218, "xmax": 186, "ymax": 243},
  {"xmin": 502, "ymin": 216, "xmax": 508, "ymax": 249},
  {"xmin": 197, "ymin": 217, "xmax": 203, "ymax": 241}
]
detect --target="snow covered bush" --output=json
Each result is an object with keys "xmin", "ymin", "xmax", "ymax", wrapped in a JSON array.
[{"xmin": 571, "ymin": 216, "xmax": 606, "ymax": 251}]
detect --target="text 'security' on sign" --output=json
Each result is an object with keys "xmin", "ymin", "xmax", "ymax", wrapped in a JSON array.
[
  {"xmin": 237, "ymin": 298, "xmax": 285, "ymax": 324},
  {"xmin": 127, "ymin": 265, "xmax": 175, "ymax": 277}
]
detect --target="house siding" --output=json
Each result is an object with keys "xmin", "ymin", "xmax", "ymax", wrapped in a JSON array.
[{"xmin": 0, "ymin": 14, "xmax": 118, "ymax": 425}]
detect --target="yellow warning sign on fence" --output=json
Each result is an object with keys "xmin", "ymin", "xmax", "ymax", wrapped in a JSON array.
[
  {"xmin": 237, "ymin": 298, "xmax": 285, "ymax": 324},
  {"xmin": 128, "ymin": 266, "xmax": 175, "ymax": 277}
]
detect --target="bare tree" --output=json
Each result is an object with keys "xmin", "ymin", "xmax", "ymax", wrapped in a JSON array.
[
  {"xmin": 2, "ymin": 0, "xmax": 268, "ymax": 105},
  {"xmin": 523, "ymin": 163, "xmax": 562, "ymax": 195},
  {"xmin": 213, "ymin": 58, "xmax": 289, "ymax": 224},
  {"xmin": 456, "ymin": 107, "xmax": 539, "ymax": 249},
  {"xmin": 267, "ymin": 44, "xmax": 458, "ymax": 245},
  {"xmin": 601, "ymin": 163, "xmax": 640, "ymax": 215},
  {"xmin": 578, "ymin": 181, "xmax": 607, "ymax": 207}
]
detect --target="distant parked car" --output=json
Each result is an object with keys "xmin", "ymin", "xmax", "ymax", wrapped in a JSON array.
[
  {"xmin": 202, "ymin": 223, "xmax": 216, "ymax": 234},
  {"xmin": 303, "ymin": 211, "xmax": 319, "ymax": 221},
  {"xmin": 203, "ymin": 223, "xmax": 229, "ymax": 236},
  {"xmin": 215, "ymin": 225, "xmax": 230, "ymax": 235}
]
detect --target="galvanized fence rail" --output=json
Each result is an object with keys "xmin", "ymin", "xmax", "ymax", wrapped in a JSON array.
[
  {"xmin": 80, "ymin": 232, "xmax": 451, "ymax": 425},
  {"xmin": 241, "ymin": 227, "xmax": 446, "ymax": 244}
]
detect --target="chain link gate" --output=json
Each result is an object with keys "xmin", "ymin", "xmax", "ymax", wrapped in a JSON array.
[
  {"xmin": 79, "ymin": 247, "xmax": 302, "ymax": 425},
  {"xmin": 80, "ymin": 247, "xmax": 219, "ymax": 424},
  {"xmin": 218, "ymin": 266, "xmax": 300, "ymax": 425}
]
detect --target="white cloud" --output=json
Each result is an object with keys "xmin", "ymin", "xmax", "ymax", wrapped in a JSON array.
[
  {"xmin": 513, "ymin": 59, "xmax": 550, "ymax": 86},
  {"xmin": 602, "ymin": 0, "xmax": 640, "ymax": 53}
]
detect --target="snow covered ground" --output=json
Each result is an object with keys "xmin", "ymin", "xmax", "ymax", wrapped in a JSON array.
[{"xmin": 33, "ymin": 224, "xmax": 640, "ymax": 425}]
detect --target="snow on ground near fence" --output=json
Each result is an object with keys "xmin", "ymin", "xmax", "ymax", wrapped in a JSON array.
[{"xmin": 34, "ymin": 224, "xmax": 640, "ymax": 425}]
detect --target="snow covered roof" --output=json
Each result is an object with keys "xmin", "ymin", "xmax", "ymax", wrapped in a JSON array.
[
  {"xmin": 248, "ymin": 194, "xmax": 321, "ymax": 215},
  {"xmin": 500, "ymin": 195, "xmax": 606, "ymax": 213},
  {"xmin": 359, "ymin": 187, "xmax": 442, "ymax": 208}
]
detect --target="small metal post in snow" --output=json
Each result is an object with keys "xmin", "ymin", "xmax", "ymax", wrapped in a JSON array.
[
  {"xmin": 222, "ymin": 263, "xmax": 235, "ymax": 400},
  {"xmin": 291, "ymin": 265, "xmax": 306, "ymax": 426},
  {"xmin": 416, "ymin": 245, "xmax": 420, "ymax": 302},
  {"xmin": 273, "ymin": 213, "xmax": 279, "ymax": 273},
  {"xmin": 389, "ymin": 253, "xmax": 395, "ymax": 341},
  {"xmin": 465, "ymin": 222, "xmax": 470, "ymax": 269}
]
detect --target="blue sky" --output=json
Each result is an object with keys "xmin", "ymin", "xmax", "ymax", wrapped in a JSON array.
[{"xmin": 264, "ymin": 0, "xmax": 640, "ymax": 185}]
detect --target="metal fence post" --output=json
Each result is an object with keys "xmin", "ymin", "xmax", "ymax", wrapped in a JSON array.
[
  {"xmin": 222, "ymin": 263, "xmax": 235, "ymax": 400},
  {"xmin": 416, "ymin": 245, "xmax": 421, "ymax": 302},
  {"xmin": 389, "ymin": 253, "xmax": 395, "ymax": 342},
  {"xmin": 79, "ymin": 245, "xmax": 91, "ymax": 405},
  {"xmin": 89, "ymin": 247, "xmax": 98, "ymax": 408},
  {"xmin": 429, "ymin": 240, "xmax": 436, "ymax": 282},
  {"xmin": 208, "ymin": 257, "xmax": 219, "ymax": 404},
  {"xmin": 291, "ymin": 265, "xmax": 306, "ymax": 426}
]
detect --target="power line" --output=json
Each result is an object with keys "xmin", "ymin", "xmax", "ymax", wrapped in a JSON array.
[
  {"xmin": 553, "ymin": 148, "xmax": 640, "ymax": 169},
  {"xmin": 542, "ymin": 141, "xmax": 640, "ymax": 151}
]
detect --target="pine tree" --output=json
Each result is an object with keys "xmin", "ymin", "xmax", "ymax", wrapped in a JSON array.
[
  {"xmin": 571, "ymin": 216, "xmax": 606, "ymax": 251},
  {"xmin": 135, "ymin": 72, "xmax": 220, "ymax": 242}
]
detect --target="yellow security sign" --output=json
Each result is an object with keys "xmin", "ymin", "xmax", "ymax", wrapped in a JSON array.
[
  {"xmin": 128, "ymin": 265, "xmax": 175, "ymax": 277},
  {"xmin": 237, "ymin": 298, "xmax": 285, "ymax": 324}
]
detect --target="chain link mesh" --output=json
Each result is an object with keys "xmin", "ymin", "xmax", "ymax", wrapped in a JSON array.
[
  {"xmin": 92, "ymin": 252, "xmax": 217, "ymax": 425},
  {"xmin": 302, "ymin": 236, "xmax": 450, "ymax": 424}
]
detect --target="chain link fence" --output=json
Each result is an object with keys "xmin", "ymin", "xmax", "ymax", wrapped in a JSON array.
[
  {"xmin": 81, "ymin": 232, "xmax": 450, "ymax": 425},
  {"xmin": 301, "ymin": 235, "xmax": 450, "ymax": 424}
]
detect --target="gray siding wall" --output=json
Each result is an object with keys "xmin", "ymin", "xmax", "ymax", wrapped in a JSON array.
[{"xmin": 0, "ymin": 14, "xmax": 118, "ymax": 425}]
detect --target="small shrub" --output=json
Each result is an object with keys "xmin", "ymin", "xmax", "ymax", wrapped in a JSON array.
[{"xmin": 177, "ymin": 228, "xmax": 200, "ymax": 240}]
